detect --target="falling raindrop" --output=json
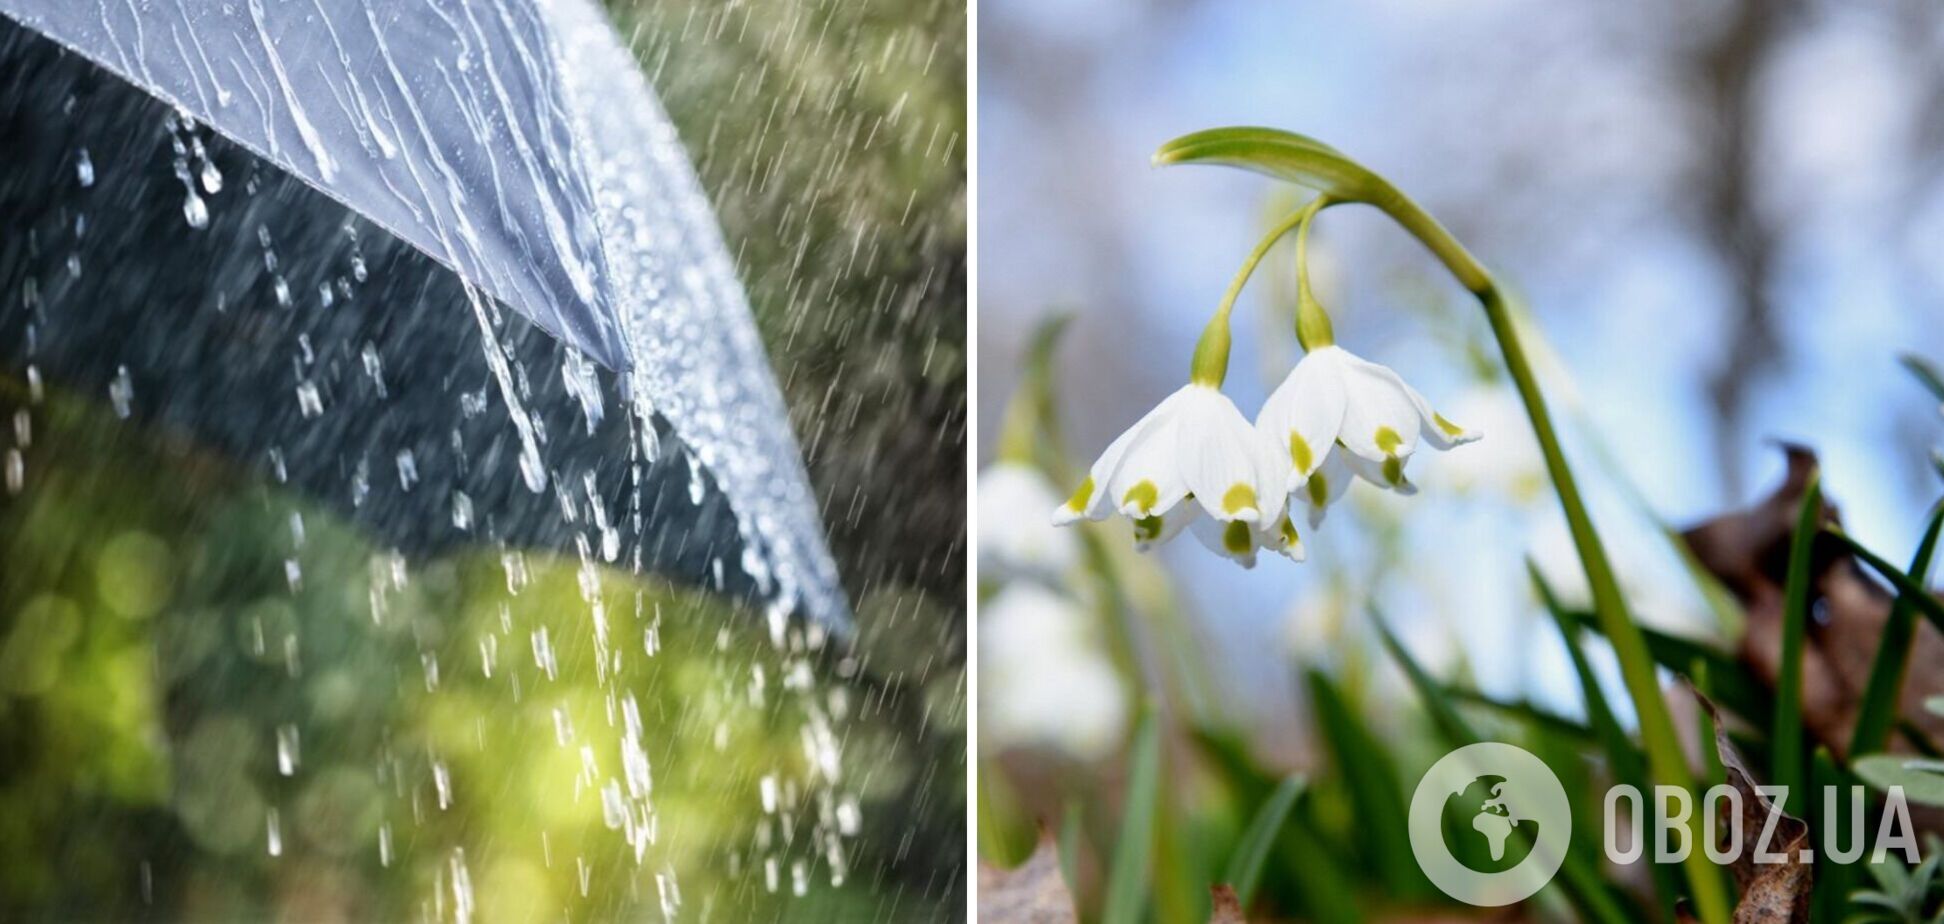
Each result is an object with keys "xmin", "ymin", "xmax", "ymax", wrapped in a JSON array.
[
  {"xmin": 74, "ymin": 146, "xmax": 93, "ymax": 186},
  {"xmin": 108, "ymin": 365, "xmax": 132, "ymax": 418},
  {"xmin": 275, "ymin": 724, "xmax": 300, "ymax": 776},
  {"xmin": 181, "ymin": 192, "xmax": 208, "ymax": 229},
  {"xmin": 265, "ymin": 809, "xmax": 283, "ymax": 857}
]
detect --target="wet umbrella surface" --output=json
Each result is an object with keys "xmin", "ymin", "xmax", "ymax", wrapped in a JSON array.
[{"xmin": 0, "ymin": 0, "xmax": 954, "ymax": 920}]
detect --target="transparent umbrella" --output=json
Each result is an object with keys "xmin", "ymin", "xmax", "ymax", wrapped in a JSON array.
[{"xmin": 0, "ymin": 0, "xmax": 846, "ymax": 629}]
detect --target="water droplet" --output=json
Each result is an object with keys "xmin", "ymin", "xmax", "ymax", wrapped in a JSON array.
[
  {"xmin": 432, "ymin": 760, "xmax": 452, "ymax": 810},
  {"xmin": 200, "ymin": 159, "xmax": 223, "ymax": 195},
  {"xmin": 182, "ymin": 191, "xmax": 208, "ymax": 229},
  {"xmin": 276, "ymin": 724, "xmax": 300, "ymax": 776},
  {"xmin": 266, "ymin": 809, "xmax": 282, "ymax": 857},
  {"xmin": 75, "ymin": 147, "xmax": 94, "ymax": 187},
  {"xmin": 4, "ymin": 450, "xmax": 22, "ymax": 495},
  {"xmin": 108, "ymin": 366, "xmax": 133, "ymax": 418},
  {"xmin": 395, "ymin": 449, "xmax": 418, "ymax": 490},
  {"xmin": 378, "ymin": 823, "xmax": 394, "ymax": 867},
  {"xmin": 295, "ymin": 382, "xmax": 323, "ymax": 418}
]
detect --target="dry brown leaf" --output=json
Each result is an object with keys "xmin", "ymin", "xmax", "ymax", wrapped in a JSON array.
[
  {"xmin": 1697, "ymin": 694, "xmax": 1813, "ymax": 924},
  {"xmin": 1208, "ymin": 884, "xmax": 1247, "ymax": 924},
  {"xmin": 978, "ymin": 832, "xmax": 1076, "ymax": 924},
  {"xmin": 1682, "ymin": 444, "xmax": 1944, "ymax": 761}
]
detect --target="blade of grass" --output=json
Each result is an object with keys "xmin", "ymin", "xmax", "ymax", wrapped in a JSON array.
[
  {"xmin": 1440, "ymin": 686, "xmax": 1602, "ymax": 746},
  {"xmin": 1530, "ymin": 563, "xmax": 1650, "ymax": 780},
  {"xmin": 1058, "ymin": 800, "xmax": 1084, "ymax": 908},
  {"xmin": 1852, "ymin": 502, "xmax": 1944, "ymax": 756},
  {"xmin": 1900, "ymin": 353, "xmax": 1944, "ymax": 403},
  {"xmin": 977, "ymin": 759, "xmax": 1038, "ymax": 867},
  {"xmin": 1103, "ymin": 708, "xmax": 1162, "ymax": 924},
  {"xmin": 1829, "ymin": 529, "xmax": 1944, "ymax": 639},
  {"xmin": 1554, "ymin": 605, "xmax": 1771, "ymax": 728},
  {"xmin": 1773, "ymin": 473, "xmax": 1822, "ymax": 815},
  {"xmin": 1223, "ymin": 774, "xmax": 1306, "ymax": 908},
  {"xmin": 1373, "ymin": 615, "xmax": 1634, "ymax": 924},
  {"xmin": 1284, "ymin": 805, "xmax": 1365, "ymax": 924},
  {"xmin": 1304, "ymin": 669, "xmax": 1421, "ymax": 893}
]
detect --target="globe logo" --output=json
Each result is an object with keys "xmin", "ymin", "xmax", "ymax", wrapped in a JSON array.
[{"xmin": 1408, "ymin": 742, "xmax": 1571, "ymax": 906}]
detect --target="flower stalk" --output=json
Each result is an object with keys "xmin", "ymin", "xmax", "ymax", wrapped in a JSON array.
[{"xmin": 1369, "ymin": 182, "xmax": 1734, "ymax": 924}]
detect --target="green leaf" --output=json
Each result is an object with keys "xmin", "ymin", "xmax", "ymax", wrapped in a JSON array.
[
  {"xmin": 1222, "ymin": 773, "xmax": 1306, "ymax": 909},
  {"xmin": 1530, "ymin": 563, "xmax": 1650, "ymax": 784},
  {"xmin": 1153, "ymin": 127, "xmax": 1388, "ymax": 203},
  {"xmin": 1854, "ymin": 754, "xmax": 1944, "ymax": 807},
  {"xmin": 1853, "ymin": 502, "xmax": 1944, "ymax": 756},
  {"xmin": 1774, "ymin": 472, "xmax": 1822, "ymax": 814},
  {"xmin": 1373, "ymin": 616, "xmax": 1480, "ymax": 743},
  {"xmin": 1304, "ymin": 669, "xmax": 1420, "ymax": 894},
  {"xmin": 1831, "ymin": 531, "xmax": 1944, "ymax": 641},
  {"xmin": 1059, "ymin": 801, "xmax": 1084, "ymax": 909},
  {"xmin": 1901, "ymin": 353, "xmax": 1944, "ymax": 403},
  {"xmin": 1103, "ymin": 708, "xmax": 1162, "ymax": 924},
  {"xmin": 976, "ymin": 759, "xmax": 1039, "ymax": 867},
  {"xmin": 1372, "ymin": 615, "xmax": 1634, "ymax": 924}
]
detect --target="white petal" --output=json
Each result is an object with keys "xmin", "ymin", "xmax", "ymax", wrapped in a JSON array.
[
  {"xmin": 1261, "ymin": 513, "xmax": 1307, "ymax": 562},
  {"xmin": 1131, "ymin": 503, "xmax": 1198, "ymax": 553},
  {"xmin": 1400, "ymin": 380, "xmax": 1483, "ymax": 450},
  {"xmin": 1175, "ymin": 387, "xmax": 1284, "ymax": 523},
  {"xmin": 1255, "ymin": 347, "xmax": 1346, "ymax": 487},
  {"xmin": 1344, "ymin": 448, "xmax": 1418, "ymax": 495},
  {"xmin": 1051, "ymin": 388, "xmax": 1186, "ymax": 524},
  {"xmin": 1189, "ymin": 514, "xmax": 1260, "ymax": 569},
  {"xmin": 1295, "ymin": 451, "xmax": 1354, "ymax": 529},
  {"xmin": 1335, "ymin": 349, "xmax": 1427, "ymax": 465},
  {"xmin": 1105, "ymin": 400, "xmax": 1192, "ymax": 519}
]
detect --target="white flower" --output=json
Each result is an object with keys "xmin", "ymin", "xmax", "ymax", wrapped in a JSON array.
[
  {"xmin": 1052, "ymin": 383, "xmax": 1289, "ymax": 560},
  {"xmin": 979, "ymin": 585, "xmax": 1128, "ymax": 761},
  {"xmin": 1256, "ymin": 344, "xmax": 1480, "ymax": 526},
  {"xmin": 978, "ymin": 462, "xmax": 1081, "ymax": 582}
]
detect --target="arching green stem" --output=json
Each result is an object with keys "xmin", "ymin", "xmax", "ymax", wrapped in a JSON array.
[
  {"xmin": 1364, "ymin": 180, "xmax": 1733, "ymax": 924},
  {"xmin": 1190, "ymin": 196, "xmax": 1332, "ymax": 386},
  {"xmin": 1293, "ymin": 199, "xmax": 1335, "ymax": 351}
]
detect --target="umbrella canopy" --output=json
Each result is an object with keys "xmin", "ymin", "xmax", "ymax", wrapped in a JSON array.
[{"xmin": 0, "ymin": 0, "xmax": 847, "ymax": 626}]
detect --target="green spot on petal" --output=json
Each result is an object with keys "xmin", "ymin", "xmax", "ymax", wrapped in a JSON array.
[
  {"xmin": 1306, "ymin": 472, "xmax": 1328, "ymax": 506},
  {"xmin": 1222, "ymin": 483, "xmax": 1257, "ymax": 516},
  {"xmin": 1288, "ymin": 432, "xmax": 1313, "ymax": 473},
  {"xmin": 1280, "ymin": 517, "xmax": 1300, "ymax": 546},
  {"xmin": 1375, "ymin": 426, "xmax": 1403, "ymax": 454},
  {"xmin": 1133, "ymin": 515, "xmax": 1163, "ymax": 543},
  {"xmin": 1223, "ymin": 520, "xmax": 1252, "ymax": 554},
  {"xmin": 1382, "ymin": 456, "xmax": 1404, "ymax": 486},
  {"xmin": 1121, "ymin": 479, "xmax": 1159, "ymax": 513},
  {"xmin": 1065, "ymin": 476, "xmax": 1094, "ymax": 511},
  {"xmin": 1434, "ymin": 413, "xmax": 1465, "ymax": 437}
]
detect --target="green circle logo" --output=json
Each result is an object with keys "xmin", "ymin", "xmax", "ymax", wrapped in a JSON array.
[{"xmin": 1408, "ymin": 742, "xmax": 1571, "ymax": 906}]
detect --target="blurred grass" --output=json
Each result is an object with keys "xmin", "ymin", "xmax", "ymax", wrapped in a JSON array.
[{"xmin": 0, "ymin": 372, "xmax": 939, "ymax": 920}]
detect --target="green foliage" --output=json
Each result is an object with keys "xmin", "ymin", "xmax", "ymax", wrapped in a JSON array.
[
  {"xmin": 1774, "ymin": 472, "xmax": 1823, "ymax": 814},
  {"xmin": 1103, "ymin": 709, "xmax": 1162, "ymax": 924},
  {"xmin": 1222, "ymin": 773, "xmax": 1304, "ymax": 908}
]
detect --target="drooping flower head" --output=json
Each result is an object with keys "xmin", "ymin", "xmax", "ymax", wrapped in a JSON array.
[
  {"xmin": 1053, "ymin": 382, "xmax": 1294, "ymax": 566},
  {"xmin": 1257, "ymin": 344, "xmax": 1479, "ymax": 527}
]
